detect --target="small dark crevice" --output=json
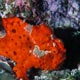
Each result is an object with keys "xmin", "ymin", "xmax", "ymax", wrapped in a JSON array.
[
  {"xmin": 27, "ymin": 67, "xmax": 41, "ymax": 80},
  {"xmin": 0, "ymin": 16, "xmax": 5, "ymax": 31},
  {"xmin": 0, "ymin": 16, "xmax": 6, "ymax": 37}
]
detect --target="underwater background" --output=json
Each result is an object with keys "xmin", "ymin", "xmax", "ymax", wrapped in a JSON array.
[{"xmin": 0, "ymin": 0, "xmax": 80, "ymax": 80}]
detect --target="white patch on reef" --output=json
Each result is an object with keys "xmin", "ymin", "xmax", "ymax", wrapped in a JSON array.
[
  {"xmin": 24, "ymin": 24, "xmax": 33, "ymax": 34},
  {"xmin": 0, "ymin": 30, "xmax": 6, "ymax": 38},
  {"xmin": 33, "ymin": 45, "xmax": 51, "ymax": 58},
  {"xmin": 0, "ymin": 60, "xmax": 9, "ymax": 66},
  {"xmin": 78, "ymin": 64, "xmax": 80, "ymax": 70}
]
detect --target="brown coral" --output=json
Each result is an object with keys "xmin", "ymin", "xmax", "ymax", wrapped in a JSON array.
[{"xmin": 0, "ymin": 17, "xmax": 66, "ymax": 80}]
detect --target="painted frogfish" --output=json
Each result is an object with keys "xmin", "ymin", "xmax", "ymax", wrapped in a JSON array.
[{"xmin": 0, "ymin": 17, "xmax": 66, "ymax": 80}]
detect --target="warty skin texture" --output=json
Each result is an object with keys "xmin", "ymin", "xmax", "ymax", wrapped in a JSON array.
[{"xmin": 0, "ymin": 17, "xmax": 66, "ymax": 80}]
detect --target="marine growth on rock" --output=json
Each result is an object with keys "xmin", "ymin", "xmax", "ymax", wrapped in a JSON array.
[{"xmin": 0, "ymin": 0, "xmax": 80, "ymax": 28}]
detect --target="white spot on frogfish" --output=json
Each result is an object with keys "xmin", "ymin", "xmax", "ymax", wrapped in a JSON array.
[
  {"xmin": 50, "ymin": 34, "xmax": 54, "ymax": 40},
  {"xmin": 53, "ymin": 42, "xmax": 56, "ymax": 47},
  {"xmin": 33, "ymin": 45, "xmax": 51, "ymax": 58},
  {"xmin": 24, "ymin": 24, "xmax": 33, "ymax": 34}
]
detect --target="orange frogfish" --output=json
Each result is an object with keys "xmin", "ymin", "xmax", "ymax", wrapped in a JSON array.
[{"xmin": 0, "ymin": 17, "xmax": 66, "ymax": 80}]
